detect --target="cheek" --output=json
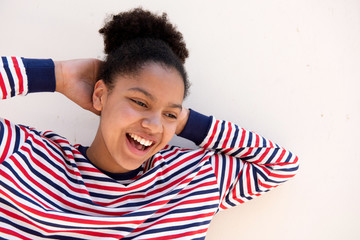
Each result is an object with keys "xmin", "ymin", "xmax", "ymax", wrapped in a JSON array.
[{"xmin": 162, "ymin": 122, "xmax": 177, "ymax": 142}]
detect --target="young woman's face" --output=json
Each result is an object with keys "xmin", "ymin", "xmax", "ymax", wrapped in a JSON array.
[{"xmin": 90, "ymin": 63, "xmax": 185, "ymax": 173}]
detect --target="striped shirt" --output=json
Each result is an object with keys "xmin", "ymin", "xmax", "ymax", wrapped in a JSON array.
[{"xmin": 0, "ymin": 57, "xmax": 299, "ymax": 239}]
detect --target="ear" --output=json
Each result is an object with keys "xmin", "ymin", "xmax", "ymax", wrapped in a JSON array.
[{"xmin": 92, "ymin": 80, "xmax": 107, "ymax": 112}]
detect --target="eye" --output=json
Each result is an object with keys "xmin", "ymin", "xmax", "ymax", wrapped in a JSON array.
[
  {"xmin": 130, "ymin": 99, "xmax": 147, "ymax": 108},
  {"xmin": 164, "ymin": 113, "xmax": 177, "ymax": 119}
]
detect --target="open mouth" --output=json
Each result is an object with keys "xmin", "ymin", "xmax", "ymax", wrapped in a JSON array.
[{"xmin": 126, "ymin": 133, "xmax": 154, "ymax": 151}]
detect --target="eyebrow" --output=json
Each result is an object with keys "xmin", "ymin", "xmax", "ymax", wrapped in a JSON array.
[
  {"xmin": 128, "ymin": 87, "xmax": 155, "ymax": 100},
  {"xmin": 127, "ymin": 87, "xmax": 183, "ymax": 110}
]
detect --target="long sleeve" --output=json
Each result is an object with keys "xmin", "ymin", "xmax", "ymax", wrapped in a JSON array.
[
  {"xmin": 0, "ymin": 56, "xmax": 55, "ymax": 163},
  {"xmin": 0, "ymin": 56, "xmax": 55, "ymax": 100},
  {"xmin": 179, "ymin": 109, "xmax": 299, "ymax": 211}
]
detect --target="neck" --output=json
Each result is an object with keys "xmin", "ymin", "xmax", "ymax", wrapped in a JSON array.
[{"xmin": 86, "ymin": 128, "xmax": 129, "ymax": 174}]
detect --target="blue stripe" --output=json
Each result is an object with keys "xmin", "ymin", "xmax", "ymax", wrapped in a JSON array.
[
  {"xmin": 114, "ymin": 162, "xmax": 212, "ymax": 209},
  {"xmin": 125, "ymin": 205, "xmax": 216, "ymax": 239},
  {"xmin": 168, "ymin": 187, "xmax": 219, "ymax": 206},
  {"xmin": 0, "ymin": 197, "xmax": 134, "ymax": 233},
  {"xmin": 284, "ymin": 151, "xmax": 293, "ymax": 163},
  {"xmin": 0, "ymin": 215, "xmax": 94, "ymax": 240},
  {"xmin": 0, "ymin": 121, "xmax": 4, "ymax": 148},
  {"xmin": 230, "ymin": 125, "xmax": 239, "ymax": 148},
  {"xmin": 223, "ymin": 157, "xmax": 241, "ymax": 207},
  {"xmin": 255, "ymin": 165, "xmax": 286, "ymax": 184},
  {"xmin": 2, "ymin": 159, "xmax": 84, "ymax": 214},
  {"xmin": 265, "ymin": 148, "xmax": 280, "ymax": 164},
  {"xmin": 16, "ymin": 149, "xmax": 94, "ymax": 206},
  {"xmin": 246, "ymin": 131, "xmax": 253, "ymax": 147},
  {"xmin": 140, "ymin": 219, "xmax": 212, "ymax": 238},
  {"xmin": 13, "ymin": 125, "xmax": 21, "ymax": 153},
  {"xmin": 278, "ymin": 165, "xmax": 299, "ymax": 172},
  {"xmin": 230, "ymin": 147, "xmax": 245, "ymax": 157},
  {"xmin": 252, "ymin": 165, "xmax": 260, "ymax": 192},
  {"xmin": 218, "ymin": 154, "xmax": 227, "ymax": 201},
  {"xmin": 212, "ymin": 121, "xmax": 226, "ymax": 149},
  {"xmin": 42, "ymin": 139, "xmax": 80, "ymax": 172},
  {"xmin": 262, "ymin": 136, "xmax": 267, "ymax": 147},
  {"xmin": 241, "ymin": 147, "xmax": 262, "ymax": 161},
  {"xmin": 27, "ymin": 138, "xmax": 85, "ymax": 186},
  {"xmin": 1, "ymin": 57, "xmax": 15, "ymax": 97},
  {"xmin": 0, "ymin": 168, "xmax": 53, "ymax": 209},
  {"xmin": 238, "ymin": 170, "xmax": 254, "ymax": 201}
]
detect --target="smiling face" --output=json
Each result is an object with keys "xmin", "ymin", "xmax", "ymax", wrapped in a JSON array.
[{"xmin": 87, "ymin": 63, "xmax": 185, "ymax": 173}]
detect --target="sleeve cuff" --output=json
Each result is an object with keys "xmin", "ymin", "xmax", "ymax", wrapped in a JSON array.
[
  {"xmin": 178, "ymin": 109, "xmax": 213, "ymax": 145},
  {"xmin": 22, "ymin": 58, "xmax": 56, "ymax": 93}
]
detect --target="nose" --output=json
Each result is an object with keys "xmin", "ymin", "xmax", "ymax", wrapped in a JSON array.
[{"xmin": 141, "ymin": 112, "xmax": 163, "ymax": 133}]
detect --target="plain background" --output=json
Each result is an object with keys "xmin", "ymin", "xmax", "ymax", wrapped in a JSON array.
[{"xmin": 0, "ymin": 0, "xmax": 359, "ymax": 239}]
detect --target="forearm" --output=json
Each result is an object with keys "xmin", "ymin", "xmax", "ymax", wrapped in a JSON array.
[
  {"xmin": 179, "ymin": 109, "xmax": 299, "ymax": 209},
  {"xmin": 179, "ymin": 109, "xmax": 299, "ymax": 170},
  {"xmin": 0, "ymin": 56, "xmax": 55, "ymax": 100}
]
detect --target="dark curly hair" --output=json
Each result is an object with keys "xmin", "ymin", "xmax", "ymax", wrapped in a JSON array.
[{"xmin": 98, "ymin": 8, "xmax": 190, "ymax": 98}]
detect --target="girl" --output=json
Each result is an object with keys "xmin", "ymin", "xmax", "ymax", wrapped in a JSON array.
[{"xmin": 0, "ymin": 8, "xmax": 299, "ymax": 239}]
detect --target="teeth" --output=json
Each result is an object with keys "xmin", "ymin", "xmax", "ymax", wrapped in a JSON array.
[{"xmin": 129, "ymin": 133, "xmax": 153, "ymax": 147}]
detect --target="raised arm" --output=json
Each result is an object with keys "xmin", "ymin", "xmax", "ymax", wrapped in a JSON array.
[
  {"xmin": 0, "ymin": 56, "xmax": 101, "ymax": 163},
  {"xmin": 0, "ymin": 56, "xmax": 55, "ymax": 99},
  {"xmin": 0, "ymin": 56, "xmax": 101, "ymax": 114},
  {"xmin": 54, "ymin": 59, "xmax": 102, "ymax": 115},
  {"xmin": 179, "ymin": 109, "xmax": 299, "ymax": 211}
]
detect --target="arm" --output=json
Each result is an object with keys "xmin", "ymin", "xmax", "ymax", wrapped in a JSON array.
[
  {"xmin": 0, "ymin": 56, "xmax": 55, "ymax": 99},
  {"xmin": 0, "ymin": 56, "xmax": 101, "ymax": 163},
  {"xmin": 1, "ymin": 56, "xmax": 55, "ymax": 163},
  {"xmin": 178, "ymin": 109, "xmax": 299, "ymax": 211}
]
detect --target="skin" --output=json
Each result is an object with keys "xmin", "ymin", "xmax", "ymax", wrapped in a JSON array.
[{"xmin": 85, "ymin": 63, "xmax": 189, "ymax": 173}]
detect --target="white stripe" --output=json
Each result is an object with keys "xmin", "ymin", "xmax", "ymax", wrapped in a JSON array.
[
  {"xmin": 16, "ymin": 56, "xmax": 28, "ymax": 95},
  {"xmin": 6, "ymin": 56, "xmax": 20, "ymax": 95},
  {"xmin": 0, "ymin": 59, "xmax": 12, "ymax": 99}
]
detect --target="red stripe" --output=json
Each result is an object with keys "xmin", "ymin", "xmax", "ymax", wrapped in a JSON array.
[
  {"xmin": 0, "ymin": 227, "xmax": 33, "ymax": 240},
  {"xmin": 145, "ymin": 227, "xmax": 208, "ymax": 240},
  {"xmin": 241, "ymin": 147, "xmax": 254, "ymax": 157},
  {"xmin": 239, "ymin": 128, "xmax": 246, "ymax": 147},
  {"xmin": 258, "ymin": 165, "xmax": 296, "ymax": 179},
  {"xmin": 255, "ymin": 133, "xmax": 260, "ymax": 147},
  {"xmin": 214, "ymin": 154, "xmax": 219, "ymax": 179},
  {"xmin": 22, "ymin": 138, "xmax": 88, "ymax": 195},
  {"xmin": 203, "ymin": 121, "xmax": 219, "ymax": 149},
  {"xmin": 10, "ymin": 153, "xmax": 130, "ymax": 217},
  {"xmin": 0, "ymin": 120, "xmax": 13, "ymax": 163},
  {"xmin": 0, "ymin": 169, "xmax": 53, "ymax": 210},
  {"xmin": 0, "ymin": 72, "xmax": 8, "ymax": 98},
  {"xmin": 155, "ymin": 195, "xmax": 219, "ymax": 217},
  {"xmin": 132, "ymin": 212, "xmax": 213, "ymax": 235},
  {"xmin": 220, "ymin": 156, "xmax": 233, "ymax": 209},
  {"xmin": 28, "ymin": 134, "xmax": 82, "ymax": 179},
  {"xmin": 0, "ymin": 207, "xmax": 124, "ymax": 238},
  {"xmin": 245, "ymin": 163, "xmax": 254, "ymax": 196},
  {"xmin": 259, "ymin": 180, "xmax": 275, "ymax": 189},
  {"xmin": 11, "ymin": 57, "xmax": 24, "ymax": 94},
  {"xmin": 275, "ymin": 149, "xmax": 286, "ymax": 163},
  {"xmin": 221, "ymin": 122, "xmax": 232, "ymax": 148},
  {"xmin": 86, "ymin": 149, "xmax": 207, "ymax": 194},
  {"xmin": 231, "ymin": 166, "xmax": 244, "ymax": 205},
  {"xmin": 252, "ymin": 147, "xmax": 271, "ymax": 164},
  {"xmin": 0, "ymin": 187, "xmax": 142, "ymax": 226}
]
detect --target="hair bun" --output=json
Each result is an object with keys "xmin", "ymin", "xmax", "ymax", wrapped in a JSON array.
[{"xmin": 99, "ymin": 8, "xmax": 189, "ymax": 63}]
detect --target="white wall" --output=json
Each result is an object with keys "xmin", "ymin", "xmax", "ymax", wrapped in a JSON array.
[{"xmin": 1, "ymin": 0, "xmax": 359, "ymax": 239}]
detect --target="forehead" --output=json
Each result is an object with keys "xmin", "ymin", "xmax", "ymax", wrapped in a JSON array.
[{"xmin": 113, "ymin": 63, "xmax": 185, "ymax": 102}]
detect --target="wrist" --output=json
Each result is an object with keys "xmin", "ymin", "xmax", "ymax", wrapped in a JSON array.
[
  {"xmin": 176, "ymin": 107, "xmax": 190, "ymax": 135},
  {"xmin": 54, "ymin": 61, "xmax": 64, "ymax": 94},
  {"xmin": 22, "ymin": 58, "xmax": 56, "ymax": 93},
  {"xmin": 178, "ymin": 109, "xmax": 212, "ymax": 145}
]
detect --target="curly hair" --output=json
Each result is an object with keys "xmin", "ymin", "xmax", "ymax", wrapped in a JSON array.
[{"xmin": 98, "ymin": 8, "xmax": 190, "ymax": 98}]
